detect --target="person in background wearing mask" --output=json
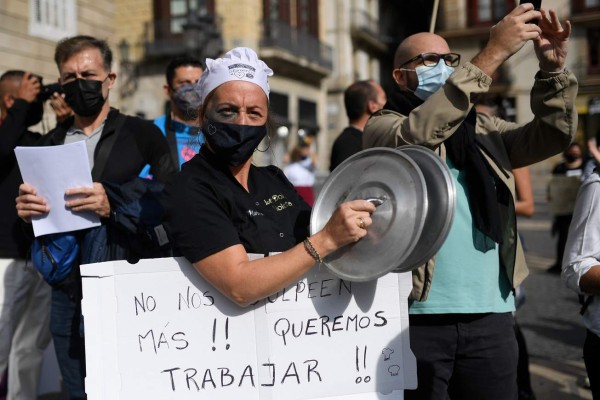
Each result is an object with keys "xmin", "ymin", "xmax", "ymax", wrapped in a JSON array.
[
  {"xmin": 547, "ymin": 142, "xmax": 584, "ymax": 274},
  {"xmin": 15, "ymin": 36, "xmax": 176, "ymax": 399},
  {"xmin": 165, "ymin": 47, "xmax": 375, "ymax": 310},
  {"xmin": 329, "ymin": 80, "xmax": 386, "ymax": 171},
  {"xmin": 139, "ymin": 55, "xmax": 203, "ymax": 177},
  {"xmin": 0, "ymin": 70, "xmax": 70, "ymax": 400},
  {"xmin": 284, "ymin": 140, "xmax": 317, "ymax": 205},
  {"xmin": 363, "ymin": 5, "xmax": 577, "ymax": 399}
]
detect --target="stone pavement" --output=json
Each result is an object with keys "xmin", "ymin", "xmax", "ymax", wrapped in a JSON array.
[{"xmin": 517, "ymin": 185, "xmax": 592, "ymax": 400}]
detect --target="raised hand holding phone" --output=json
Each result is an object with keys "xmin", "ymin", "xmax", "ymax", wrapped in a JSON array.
[
  {"xmin": 534, "ymin": 8, "xmax": 571, "ymax": 73},
  {"xmin": 520, "ymin": 0, "xmax": 542, "ymax": 24}
]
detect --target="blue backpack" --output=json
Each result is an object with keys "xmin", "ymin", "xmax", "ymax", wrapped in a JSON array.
[{"xmin": 31, "ymin": 232, "xmax": 80, "ymax": 286}]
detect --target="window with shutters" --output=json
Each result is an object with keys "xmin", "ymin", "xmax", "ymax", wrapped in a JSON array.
[
  {"xmin": 467, "ymin": 0, "xmax": 513, "ymax": 27},
  {"xmin": 29, "ymin": 0, "xmax": 77, "ymax": 41},
  {"xmin": 153, "ymin": 0, "xmax": 216, "ymax": 39},
  {"xmin": 573, "ymin": 0, "xmax": 600, "ymax": 13},
  {"xmin": 298, "ymin": 98, "xmax": 318, "ymax": 137},
  {"xmin": 263, "ymin": 0, "xmax": 318, "ymax": 38}
]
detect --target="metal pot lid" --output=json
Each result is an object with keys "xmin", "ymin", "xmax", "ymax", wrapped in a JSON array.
[
  {"xmin": 394, "ymin": 146, "xmax": 456, "ymax": 272},
  {"xmin": 311, "ymin": 147, "xmax": 427, "ymax": 282}
]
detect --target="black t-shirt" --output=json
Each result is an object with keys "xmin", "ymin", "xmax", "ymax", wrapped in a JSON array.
[
  {"xmin": 552, "ymin": 161, "xmax": 583, "ymax": 175},
  {"xmin": 329, "ymin": 126, "xmax": 363, "ymax": 172},
  {"xmin": 165, "ymin": 147, "xmax": 312, "ymax": 264}
]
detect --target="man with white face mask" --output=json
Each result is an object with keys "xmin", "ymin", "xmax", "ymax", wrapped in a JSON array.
[{"xmin": 364, "ymin": 4, "xmax": 578, "ymax": 400}]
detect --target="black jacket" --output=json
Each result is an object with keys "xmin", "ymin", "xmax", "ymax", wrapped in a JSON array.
[
  {"xmin": 0, "ymin": 99, "xmax": 41, "ymax": 258},
  {"xmin": 40, "ymin": 108, "xmax": 176, "ymax": 183},
  {"xmin": 329, "ymin": 126, "xmax": 363, "ymax": 172},
  {"xmin": 36, "ymin": 108, "xmax": 177, "ymax": 263}
]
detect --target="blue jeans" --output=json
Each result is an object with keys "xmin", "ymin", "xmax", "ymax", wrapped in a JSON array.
[{"xmin": 50, "ymin": 285, "xmax": 86, "ymax": 400}]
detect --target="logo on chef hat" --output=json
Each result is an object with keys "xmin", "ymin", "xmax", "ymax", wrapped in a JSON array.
[{"xmin": 228, "ymin": 63, "xmax": 255, "ymax": 79}]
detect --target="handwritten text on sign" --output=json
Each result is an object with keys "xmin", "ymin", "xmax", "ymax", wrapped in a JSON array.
[{"xmin": 81, "ymin": 257, "xmax": 414, "ymax": 400}]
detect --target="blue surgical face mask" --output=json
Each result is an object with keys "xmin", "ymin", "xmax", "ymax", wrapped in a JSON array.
[{"xmin": 404, "ymin": 62, "xmax": 455, "ymax": 101}]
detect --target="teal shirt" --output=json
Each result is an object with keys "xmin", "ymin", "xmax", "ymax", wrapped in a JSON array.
[
  {"xmin": 409, "ymin": 159, "xmax": 515, "ymax": 314},
  {"xmin": 139, "ymin": 115, "xmax": 203, "ymax": 178}
]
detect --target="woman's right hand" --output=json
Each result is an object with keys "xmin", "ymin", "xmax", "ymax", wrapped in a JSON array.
[
  {"xmin": 16, "ymin": 183, "xmax": 49, "ymax": 223},
  {"xmin": 314, "ymin": 200, "xmax": 376, "ymax": 255}
]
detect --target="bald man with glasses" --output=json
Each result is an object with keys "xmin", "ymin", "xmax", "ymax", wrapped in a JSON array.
[{"xmin": 364, "ymin": 4, "xmax": 577, "ymax": 400}]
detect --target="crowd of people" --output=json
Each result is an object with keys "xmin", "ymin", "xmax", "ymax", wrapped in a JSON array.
[{"xmin": 0, "ymin": 3, "xmax": 596, "ymax": 400}]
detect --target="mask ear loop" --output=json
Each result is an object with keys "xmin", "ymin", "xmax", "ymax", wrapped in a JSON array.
[
  {"xmin": 255, "ymin": 132, "xmax": 271, "ymax": 153},
  {"xmin": 397, "ymin": 67, "xmax": 422, "ymax": 97}
]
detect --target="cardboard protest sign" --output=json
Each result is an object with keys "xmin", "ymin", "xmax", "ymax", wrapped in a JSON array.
[{"xmin": 81, "ymin": 257, "xmax": 416, "ymax": 399}]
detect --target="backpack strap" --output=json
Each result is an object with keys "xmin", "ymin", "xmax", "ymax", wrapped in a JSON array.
[
  {"xmin": 164, "ymin": 114, "xmax": 180, "ymax": 169},
  {"xmin": 92, "ymin": 113, "xmax": 127, "ymax": 181}
]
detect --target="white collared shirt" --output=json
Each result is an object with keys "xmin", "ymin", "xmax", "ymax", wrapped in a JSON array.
[{"xmin": 562, "ymin": 171, "xmax": 600, "ymax": 336}]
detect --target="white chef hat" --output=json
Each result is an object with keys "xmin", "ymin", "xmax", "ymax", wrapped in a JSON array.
[{"xmin": 196, "ymin": 47, "xmax": 273, "ymax": 104}]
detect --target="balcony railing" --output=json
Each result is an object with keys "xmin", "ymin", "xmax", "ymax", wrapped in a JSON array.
[
  {"xmin": 349, "ymin": 8, "xmax": 387, "ymax": 54},
  {"xmin": 144, "ymin": 19, "xmax": 186, "ymax": 58},
  {"xmin": 261, "ymin": 20, "xmax": 333, "ymax": 70},
  {"xmin": 351, "ymin": 8, "xmax": 380, "ymax": 37},
  {"xmin": 144, "ymin": 13, "xmax": 222, "ymax": 60},
  {"xmin": 572, "ymin": 61, "xmax": 600, "ymax": 82}
]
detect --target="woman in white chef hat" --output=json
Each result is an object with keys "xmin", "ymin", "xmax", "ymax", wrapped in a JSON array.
[{"xmin": 165, "ymin": 47, "xmax": 375, "ymax": 306}]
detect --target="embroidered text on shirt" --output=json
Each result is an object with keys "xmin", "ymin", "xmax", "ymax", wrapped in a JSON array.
[
  {"xmin": 248, "ymin": 209, "xmax": 264, "ymax": 217},
  {"xmin": 262, "ymin": 194, "xmax": 294, "ymax": 212}
]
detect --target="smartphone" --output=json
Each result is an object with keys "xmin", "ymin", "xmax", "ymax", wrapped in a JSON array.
[
  {"xmin": 38, "ymin": 82, "xmax": 64, "ymax": 102},
  {"xmin": 519, "ymin": 0, "xmax": 541, "ymax": 9},
  {"xmin": 519, "ymin": 0, "xmax": 542, "ymax": 24}
]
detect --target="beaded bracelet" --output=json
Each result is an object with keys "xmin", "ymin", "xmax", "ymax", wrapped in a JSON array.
[{"xmin": 303, "ymin": 238, "xmax": 323, "ymax": 264}]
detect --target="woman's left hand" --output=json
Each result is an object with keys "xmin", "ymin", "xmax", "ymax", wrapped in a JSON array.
[
  {"xmin": 65, "ymin": 182, "xmax": 111, "ymax": 218},
  {"xmin": 534, "ymin": 8, "xmax": 571, "ymax": 72}
]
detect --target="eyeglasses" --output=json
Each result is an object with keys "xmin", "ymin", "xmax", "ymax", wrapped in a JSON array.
[{"xmin": 399, "ymin": 53, "xmax": 461, "ymax": 68}]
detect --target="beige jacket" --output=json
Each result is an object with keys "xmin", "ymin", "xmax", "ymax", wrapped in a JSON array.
[{"xmin": 364, "ymin": 62, "xmax": 578, "ymax": 301}]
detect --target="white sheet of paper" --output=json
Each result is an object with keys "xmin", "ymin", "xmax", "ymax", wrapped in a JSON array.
[{"xmin": 15, "ymin": 141, "xmax": 101, "ymax": 237}]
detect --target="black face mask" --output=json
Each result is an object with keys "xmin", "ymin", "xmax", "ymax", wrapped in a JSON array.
[
  {"xmin": 62, "ymin": 77, "xmax": 107, "ymax": 117},
  {"xmin": 25, "ymin": 99, "xmax": 44, "ymax": 127},
  {"xmin": 565, "ymin": 154, "xmax": 580, "ymax": 163},
  {"xmin": 203, "ymin": 119, "xmax": 267, "ymax": 166}
]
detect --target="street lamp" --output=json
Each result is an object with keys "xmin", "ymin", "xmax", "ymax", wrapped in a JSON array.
[
  {"xmin": 182, "ymin": 1, "xmax": 223, "ymax": 63},
  {"xmin": 118, "ymin": 38, "xmax": 138, "ymax": 98},
  {"xmin": 118, "ymin": 38, "xmax": 130, "ymax": 65}
]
